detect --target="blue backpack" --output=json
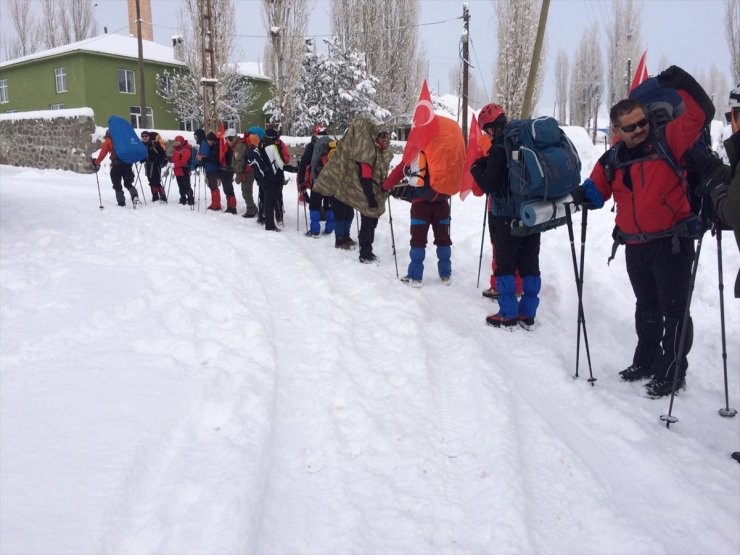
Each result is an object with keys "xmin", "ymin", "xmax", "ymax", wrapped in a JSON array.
[
  {"xmin": 107, "ymin": 115, "xmax": 147, "ymax": 164},
  {"xmin": 492, "ymin": 116, "xmax": 581, "ymax": 233}
]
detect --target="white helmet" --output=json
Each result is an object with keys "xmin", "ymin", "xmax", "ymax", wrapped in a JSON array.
[{"xmin": 729, "ymin": 84, "xmax": 740, "ymax": 109}]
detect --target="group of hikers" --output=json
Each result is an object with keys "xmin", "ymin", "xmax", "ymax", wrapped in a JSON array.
[{"xmin": 93, "ymin": 65, "xmax": 740, "ymax": 406}]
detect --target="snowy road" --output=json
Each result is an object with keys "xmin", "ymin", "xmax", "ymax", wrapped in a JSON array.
[{"xmin": 1, "ymin": 162, "xmax": 739, "ymax": 555}]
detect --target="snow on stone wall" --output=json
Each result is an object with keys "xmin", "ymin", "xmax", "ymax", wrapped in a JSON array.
[{"xmin": 0, "ymin": 109, "xmax": 97, "ymax": 173}]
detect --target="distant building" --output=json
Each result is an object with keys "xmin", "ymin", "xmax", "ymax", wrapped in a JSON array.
[{"xmin": 0, "ymin": 34, "xmax": 272, "ymax": 132}]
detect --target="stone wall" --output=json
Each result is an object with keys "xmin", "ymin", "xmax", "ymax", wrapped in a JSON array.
[{"xmin": 0, "ymin": 110, "xmax": 97, "ymax": 173}]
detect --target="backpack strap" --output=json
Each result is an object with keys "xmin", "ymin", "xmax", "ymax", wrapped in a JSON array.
[{"xmin": 607, "ymin": 215, "xmax": 701, "ymax": 264}]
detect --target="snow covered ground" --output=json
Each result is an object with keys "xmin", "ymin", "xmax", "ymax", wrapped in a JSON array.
[{"xmin": 1, "ymin": 143, "xmax": 739, "ymax": 554}]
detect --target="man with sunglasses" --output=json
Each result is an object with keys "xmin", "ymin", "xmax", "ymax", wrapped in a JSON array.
[{"xmin": 572, "ymin": 65, "xmax": 714, "ymax": 398}]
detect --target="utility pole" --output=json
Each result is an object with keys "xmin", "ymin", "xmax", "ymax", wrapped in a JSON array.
[
  {"xmin": 200, "ymin": 0, "xmax": 218, "ymax": 131},
  {"xmin": 521, "ymin": 0, "xmax": 551, "ymax": 119},
  {"xmin": 461, "ymin": 4, "xmax": 470, "ymax": 144},
  {"xmin": 135, "ymin": 0, "xmax": 147, "ymax": 128}
]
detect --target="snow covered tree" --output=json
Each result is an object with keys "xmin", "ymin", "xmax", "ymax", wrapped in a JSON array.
[
  {"xmin": 331, "ymin": 0, "xmax": 425, "ymax": 122},
  {"xmin": 606, "ymin": 0, "xmax": 643, "ymax": 108},
  {"xmin": 554, "ymin": 49, "xmax": 569, "ymax": 124},
  {"xmin": 492, "ymin": 0, "xmax": 546, "ymax": 119},
  {"xmin": 7, "ymin": 0, "xmax": 40, "ymax": 58},
  {"xmin": 156, "ymin": 66, "xmax": 256, "ymax": 131},
  {"xmin": 728, "ymin": 0, "xmax": 740, "ymax": 83},
  {"xmin": 177, "ymin": 0, "xmax": 237, "ymax": 129},
  {"xmin": 262, "ymin": 0, "xmax": 309, "ymax": 133},
  {"xmin": 291, "ymin": 37, "xmax": 390, "ymax": 134},
  {"xmin": 569, "ymin": 24, "xmax": 603, "ymax": 139}
]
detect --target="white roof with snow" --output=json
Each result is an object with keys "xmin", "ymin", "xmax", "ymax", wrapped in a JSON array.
[
  {"xmin": 0, "ymin": 34, "xmax": 186, "ymax": 69},
  {"xmin": 233, "ymin": 62, "xmax": 270, "ymax": 82}
]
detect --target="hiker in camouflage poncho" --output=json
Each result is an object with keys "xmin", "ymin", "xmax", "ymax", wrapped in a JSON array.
[{"xmin": 313, "ymin": 118, "xmax": 394, "ymax": 256}]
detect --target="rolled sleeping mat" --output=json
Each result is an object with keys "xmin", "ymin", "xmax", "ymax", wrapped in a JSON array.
[{"xmin": 520, "ymin": 195, "xmax": 575, "ymax": 227}]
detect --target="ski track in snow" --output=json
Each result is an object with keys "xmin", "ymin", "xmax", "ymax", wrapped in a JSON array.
[{"xmin": 1, "ymin": 164, "xmax": 739, "ymax": 555}]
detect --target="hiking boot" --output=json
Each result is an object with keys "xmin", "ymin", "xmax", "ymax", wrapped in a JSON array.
[
  {"xmin": 243, "ymin": 211, "xmax": 256, "ymax": 218},
  {"xmin": 645, "ymin": 373, "xmax": 686, "ymax": 399},
  {"xmin": 482, "ymin": 287, "xmax": 499, "ymax": 299},
  {"xmin": 486, "ymin": 313, "xmax": 517, "ymax": 329},
  {"xmin": 118, "ymin": 201, "xmax": 126, "ymax": 207},
  {"xmin": 225, "ymin": 207, "xmax": 237, "ymax": 214},
  {"xmin": 257, "ymin": 217, "xmax": 265, "ymax": 224},
  {"xmin": 208, "ymin": 206, "xmax": 221, "ymax": 211},
  {"xmin": 152, "ymin": 194, "xmax": 160, "ymax": 202},
  {"xmin": 441, "ymin": 276, "xmax": 451, "ymax": 286},
  {"xmin": 306, "ymin": 230, "xmax": 321, "ymax": 238},
  {"xmin": 179, "ymin": 198, "xmax": 187, "ymax": 205},
  {"xmin": 359, "ymin": 253, "xmax": 377, "ymax": 264},
  {"xmin": 160, "ymin": 194, "xmax": 168, "ymax": 203},
  {"xmin": 619, "ymin": 364, "xmax": 654, "ymax": 382},
  {"xmin": 132, "ymin": 197, "xmax": 141, "ymax": 207},
  {"xmin": 345, "ymin": 237, "xmax": 357, "ymax": 247},
  {"xmin": 401, "ymin": 275, "xmax": 423, "ymax": 288},
  {"xmin": 518, "ymin": 316, "xmax": 535, "ymax": 331},
  {"xmin": 266, "ymin": 226, "xmax": 281, "ymax": 232}
]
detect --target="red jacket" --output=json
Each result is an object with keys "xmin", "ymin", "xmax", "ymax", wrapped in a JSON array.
[
  {"xmin": 172, "ymin": 142, "xmax": 192, "ymax": 177},
  {"xmin": 589, "ymin": 90, "xmax": 705, "ymax": 237}
]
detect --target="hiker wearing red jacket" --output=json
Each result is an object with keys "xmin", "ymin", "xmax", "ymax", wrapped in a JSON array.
[
  {"xmin": 172, "ymin": 135, "xmax": 194, "ymax": 206},
  {"xmin": 571, "ymin": 65, "xmax": 714, "ymax": 398}
]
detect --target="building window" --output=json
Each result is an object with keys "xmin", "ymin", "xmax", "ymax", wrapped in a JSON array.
[
  {"xmin": 0, "ymin": 80, "xmax": 8, "ymax": 103},
  {"xmin": 179, "ymin": 119, "xmax": 197, "ymax": 132},
  {"xmin": 49, "ymin": 103, "xmax": 65, "ymax": 110},
  {"xmin": 118, "ymin": 69, "xmax": 135, "ymax": 94},
  {"xmin": 55, "ymin": 67, "xmax": 67, "ymax": 93},
  {"xmin": 130, "ymin": 106, "xmax": 153, "ymax": 129},
  {"xmin": 223, "ymin": 119, "xmax": 241, "ymax": 134},
  {"xmin": 159, "ymin": 74, "xmax": 174, "ymax": 95}
]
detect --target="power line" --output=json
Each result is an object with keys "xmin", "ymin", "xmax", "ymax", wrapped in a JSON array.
[{"xmin": 152, "ymin": 15, "xmax": 463, "ymax": 39}]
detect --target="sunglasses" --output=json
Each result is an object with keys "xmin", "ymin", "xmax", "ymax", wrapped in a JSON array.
[
  {"xmin": 726, "ymin": 110, "xmax": 739, "ymax": 124},
  {"xmin": 618, "ymin": 118, "xmax": 649, "ymax": 133}
]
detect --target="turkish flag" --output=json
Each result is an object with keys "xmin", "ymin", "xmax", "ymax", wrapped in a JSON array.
[
  {"xmin": 630, "ymin": 50, "xmax": 648, "ymax": 93},
  {"xmin": 218, "ymin": 121, "xmax": 227, "ymax": 167},
  {"xmin": 460, "ymin": 114, "xmax": 485, "ymax": 200},
  {"xmin": 401, "ymin": 80, "xmax": 439, "ymax": 165}
]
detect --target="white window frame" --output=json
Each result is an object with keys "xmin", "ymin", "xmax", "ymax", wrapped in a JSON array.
[
  {"xmin": 49, "ymin": 103, "xmax": 65, "ymax": 110},
  {"xmin": 55, "ymin": 67, "xmax": 67, "ymax": 93},
  {"xmin": 0, "ymin": 80, "xmax": 8, "ymax": 104},
  {"xmin": 130, "ymin": 106, "xmax": 153, "ymax": 129},
  {"xmin": 179, "ymin": 118, "xmax": 197, "ymax": 132},
  {"xmin": 118, "ymin": 69, "xmax": 136, "ymax": 94},
  {"xmin": 160, "ymin": 74, "xmax": 174, "ymax": 95}
]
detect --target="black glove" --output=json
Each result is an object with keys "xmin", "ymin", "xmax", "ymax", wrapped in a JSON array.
[
  {"xmin": 300, "ymin": 189, "xmax": 310, "ymax": 203},
  {"xmin": 283, "ymin": 164, "xmax": 298, "ymax": 173},
  {"xmin": 570, "ymin": 186, "xmax": 587, "ymax": 206},
  {"xmin": 657, "ymin": 65, "xmax": 689, "ymax": 89},
  {"xmin": 360, "ymin": 177, "xmax": 378, "ymax": 208},
  {"xmin": 683, "ymin": 148, "xmax": 724, "ymax": 178},
  {"xmin": 390, "ymin": 185, "xmax": 412, "ymax": 202}
]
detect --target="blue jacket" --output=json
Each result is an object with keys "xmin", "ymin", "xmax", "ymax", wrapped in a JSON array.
[{"xmin": 199, "ymin": 140, "xmax": 218, "ymax": 174}]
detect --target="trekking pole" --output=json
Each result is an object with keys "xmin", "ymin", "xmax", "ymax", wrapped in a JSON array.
[
  {"xmin": 715, "ymin": 226, "xmax": 737, "ymax": 418},
  {"xmin": 195, "ymin": 170, "xmax": 200, "ymax": 212},
  {"xmin": 165, "ymin": 165, "xmax": 173, "ymax": 199},
  {"xmin": 94, "ymin": 168, "xmax": 104, "ymax": 210},
  {"xmin": 476, "ymin": 195, "xmax": 489, "ymax": 288},
  {"xmin": 661, "ymin": 232, "xmax": 705, "ymax": 428},
  {"xmin": 387, "ymin": 196, "xmax": 399, "ymax": 278},
  {"xmin": 296, "ymin": 193, "xmax": 300, "ymax": 231},
  {"xmin": 303, "ymin": 196, "xmax": 308, "ymax": 232},
  {"xmin": 564, "ymin": 206, "xmax": 595, "ymax": 384},
  {"xmin": 577, "ymin": 206, "xmax": 596, "ymax": 385},
  {"xmin": 134, "ymin": 163, "xmax": 147, "ymax": 204}
]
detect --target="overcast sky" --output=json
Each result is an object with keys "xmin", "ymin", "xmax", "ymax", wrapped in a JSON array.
[{"xmin": 2, "ymin": 0, "xmax": 735, "ymax": 116}]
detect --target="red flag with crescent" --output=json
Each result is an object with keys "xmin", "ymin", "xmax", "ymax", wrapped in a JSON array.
[
  {"xmin": 402, "ymin": 80, "xmax": 439, "ymax": 165},
  {"xmin": 630, "ymin": 51, "xmax": 649, "ymax": 93},
  {"xmin": 460, "ymin": 114, "xmax": 485, "ymax": 200},
  {"xmin": 218, "ymin": 121, "xmax": 227, "ymax": 167}
]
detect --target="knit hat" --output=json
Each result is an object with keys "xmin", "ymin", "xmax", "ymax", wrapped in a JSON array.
[
  {"xmin": 206, "ymin": 131, "xmax": 217, "ymax": 141},
  {"xmin": 247, "ymin": 126, "xmax": 265, "ymax": 140},
  {"xmin": 264, "ymin": 128, "xmax": 279, "ymax": 140},
  {"xmin": 174, "ymin": 135, "xmax": 185, "ymax": 144},
  {"xmin": 194, "ymin": 128, "xmax": 206, "ymax": 142}
]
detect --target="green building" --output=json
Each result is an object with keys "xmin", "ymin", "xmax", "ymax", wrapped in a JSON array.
[{"xmin": 0, "ymin": 34, "xmax": 272, "ymax": 132}]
